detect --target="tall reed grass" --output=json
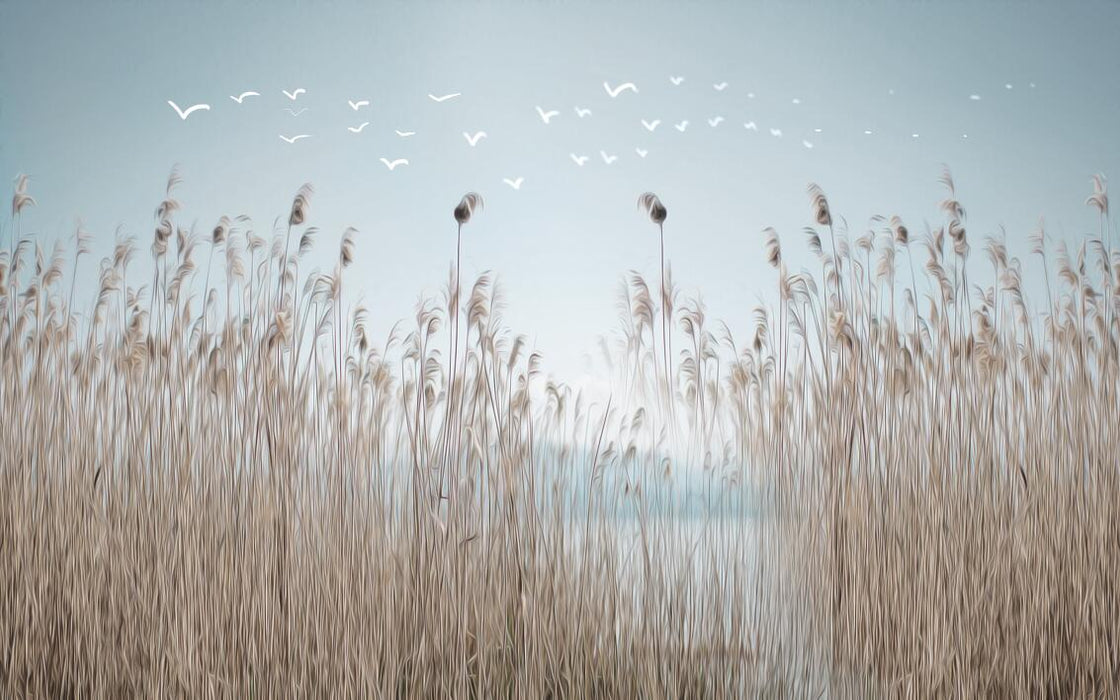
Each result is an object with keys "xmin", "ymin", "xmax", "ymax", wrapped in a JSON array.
[{"xmin": 0, "ymin": 169, "xmax": 1116, "ymax": 696}]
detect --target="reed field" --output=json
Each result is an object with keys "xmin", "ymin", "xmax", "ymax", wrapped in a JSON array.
[{"xmin": 0, "ymin": 169, "xmax": 1117, "ymax": 696}]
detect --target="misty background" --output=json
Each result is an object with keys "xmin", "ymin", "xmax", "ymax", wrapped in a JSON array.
[{"xmin": 1, "ymin": 0, "xmax": 1118, "ymax": 388}]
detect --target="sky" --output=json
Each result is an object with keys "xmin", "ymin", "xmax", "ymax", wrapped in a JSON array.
[{"xmin": 1, "ymin": 0, "xmax": 1118, "ymax": 386}]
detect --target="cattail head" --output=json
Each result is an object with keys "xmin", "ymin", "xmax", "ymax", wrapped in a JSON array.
[
  {"xmin": 807, "ymin": 183, "xmax": 831, "ymax": 226},
  {"xmin": 11, "ymin": 174, "xmax": 36, "ymax": 218},
  {"xmin": 1087, "ymin": 173, "xmax": 1109, "ymax": 216},
  {"xmin": 289, "ymin": 183, "xmax": 313, "ymax": 226},
  {"xmin": 454, "ymin": 192, "xmax": 484, "ymax": 224},
  {"xmin": 637, "ymin": 192, "xmax": 667, "ymax": 224}
]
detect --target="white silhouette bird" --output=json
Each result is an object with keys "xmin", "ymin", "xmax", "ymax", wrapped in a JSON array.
[
  {"xmin": 1005, "ymin": 83, "xmax": 1013, "ymax": 90},
  {"xmin": 769, "ymin": 128, "xmax": 782, "ymax": 137},
  {"xmin": 428, "ymin": 92, "xmax": 461, "ymax": 102},
  {"xmin": 348, "ymin": 99, "xmax": 370, "ymax": 110},
  {"xmin": 669, "ymin": 76, "xmax": 684, "ymax": 86},
  {"xmin": 713, "ymin": 82, "xmax": 728, "ymax": 91},
  {"xmin": 603, "ymin": 81, "xmax": 638, "ymax": 98},
  {"xmin": 536, "ymin": 106, "xmax": 559, "ymax": 124},
  {"xmin": 814, "ymin": 128, "xmax": 822, "ymax": 133},
  {"xmin": 600, "ymin": 150, "xmax": 618, "ymax": 164},
  {"xmin": 674, "ymin": 120, "xmax": 689, "ymax": 132},
  {"xmin": 791, "ymin": 98, "xmax": 801, "ymax": 105},
  {"xmin": 463, "ymin": 131, "xmax": 487, "ymax": 147},
  {"xmin": 167, "ymin": 101, "xmax": 209, "ymax": 120},
  {"xmin": 503, "ymin": 177, "xmax": 524, "ymax": 190},
  {"xmin": 635, "ymin": 148, "xmax": 648, "ymax": 158},
  {"xmin": 708, "ymin": 116, "xmax": 724, "ymax": 127},
  {"xmin": 969, "ymin": 94, "xmax": 981, "ymax": 101},
  {"xmin": 912, "ymin": 133, "xmax": 919, "ymax": 138},
  {"xmin": 395, "ymin": 129, "xmax": 416, "ymax": 137},
  {"xmin": 282, "ymin": 88, "xmax": 306, "ymax": 100},
  {"xmin": 283, "ymin": 107, "xmax": 308, "ymax": 116},
  {"xmin": 864, "ymin": 129, "xmax": 873, "ymax": 135},
  {"xmin": 641, "ymin": 119, "xmax": 661, "ymax": 132},
  {"xmin": 380, "ymin": 158, "xmax": 409, "ymax": 170},
  {"xmin": 348, "ymin": 122, "xmax": 370, "ymax": 133},
  {"xmin": 744, "ymin": 121, "xmax": 758, "ymax": 131},
  {"xmin": 570, "ymin": 153, "xmax": 589, "ymax": 166},
  {"xmin": 229, "ymin": 91, "xmax": 259, "ymax": 104},
  {"xmin": 574, "ymin": 107, "xmax": 592, "ymax": 118},
  {"xmin": 802, "ymin": 140, "xmax": 813, "ymax": 149},
  {"xmin": 279, "ymin": 134, "xmax": 311, "ymax": 143}
]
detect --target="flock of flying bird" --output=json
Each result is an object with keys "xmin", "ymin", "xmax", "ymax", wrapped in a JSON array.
[{"xmin": 167, "ymin": 76, "xmax": 1031, "ymax": 190}]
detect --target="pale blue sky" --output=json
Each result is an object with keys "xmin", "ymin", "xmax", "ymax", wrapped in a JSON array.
[{"xmin": 2, "ymin": 0, "xmax": 1118, "ymax": 382}]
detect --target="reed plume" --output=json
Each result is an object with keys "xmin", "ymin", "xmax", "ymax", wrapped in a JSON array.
[{"xmin": 638, "ymin": 192, "xmax": 673, "ymax": 411}]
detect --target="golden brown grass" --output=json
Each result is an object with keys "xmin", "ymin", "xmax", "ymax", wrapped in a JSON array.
[
  {"xmin": 0, "ymin": 169, "xmax": 1117, "ymax": 696},
  {"xmin": 0, "ymin": 175, "xmax": 764, "ymax": 697},
  {"xmin": 738, "ymin": 172, "xmax": 1120, "ymax": 696}
]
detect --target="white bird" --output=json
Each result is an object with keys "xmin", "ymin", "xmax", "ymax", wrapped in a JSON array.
[
  {"xmin": 962, "ymin": 133, "xmax": 969, "ymax": 139},
  {"xmin": 814, "ymin": 128, "xmax": 822, "ymax": 133},
  {"xmin": 747, "ymin": 92, "xmax": 756, "ymax": 98},
  {"xmin": 912, "ymin": 133, "xmax": 919, "ymax": 138},
  {"xmin": 674, "ymin": 120, "xmax": 689, "ymax": 132},
  {"xmin": 279, "ymin": 134, "xmax": 311, "ymax": 144},
  {"xmin": 641, "ymin": 119, "xmax": 661, "ymax": 132},
  {"xmin": 167, "ymin": 100, "xmax": 209, "ymax": 120},
  {"xmin": 600, "ymin": 150, "xmax": 618, "ymax": 164},
  {"xmin": 395, "ymin": 129, "xmax": 416, "ymax": 137},
  {"xmin": 536, "ymin": 106, "xmax": 559, "ymax": 124},
  {"xmin": 230, "ymin": 91, "xmax": 259, "ymax": 104},
  {"xmin": 791, "ymin": 98, "xmax": 801, "ymax": 105},
  {"xmin": 744, "ymin": 121, "xmax": 758, "ymax": 131},
  {"xmin": 283, "ymin": 107, "xmax": 308, "ymax": 116},
  {"xmin": 769, "ymin": 128, "xmax": 782, "ymax": 137},
  {"xmin": 708, "ymin": 116, "xmax": 724, "ymax": 127},
  {"xmin": 428, "ymin": 92, "xmax": 461, "ymax": 102},
  {"xmin": 574, "ymin": 107, "xmax": 592, "ymax": 118},
  {"xmin": 570, "ymin": 153, "xmax": 589, "ymax": 166},
  {"xmin": 635, "ymin": 148, "xmax": 648, "ymax": 158},
  {"xmin": 1005, "ymin": 83, "xmax": 1013, "ymax": 90},
  {"xmin": 463, "ymin": 131, "xmax": 487, "ymax": 147},
  {"xmin": 603, "ymin": 81, "xmax": 638, "ymax": 98},
  {"xmin": 969, "ymin": 94, "xmax": 981, "ymax": 101},
  {"xmin": 669, "ymin": 76, "xmax": 684, "ymax": 86},
  {"xmin": 864, "ymin": 129, "xmax": 873, "ymax": 135},
  {"xmin": 802, "ymin": 140, "xmax": 814, "ymax": 149},
  {"xmin": 282, "ymin": 88, "xmax": 306, "ymax": 100},
  {"xmin": 1029, "ymin": 82, "xmax": 1036, "ymax": 88},
  {"xmin": 503, "ymin": 177, "xmax": 524, "ymax": 190},
  {"xmin": 380, "ymin": 157, "xmax": 409, "ymax": 170},
  {"xmin": 348, "ymin": 122, "xmax": 370, "ymax": 133},
  {"xmin": 349, "ymin": 99, "xmax": 370, "ymax": 110},
  {"xmin": 713, "ymin": 82, "xmax": 728, "ymax": 91}
]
